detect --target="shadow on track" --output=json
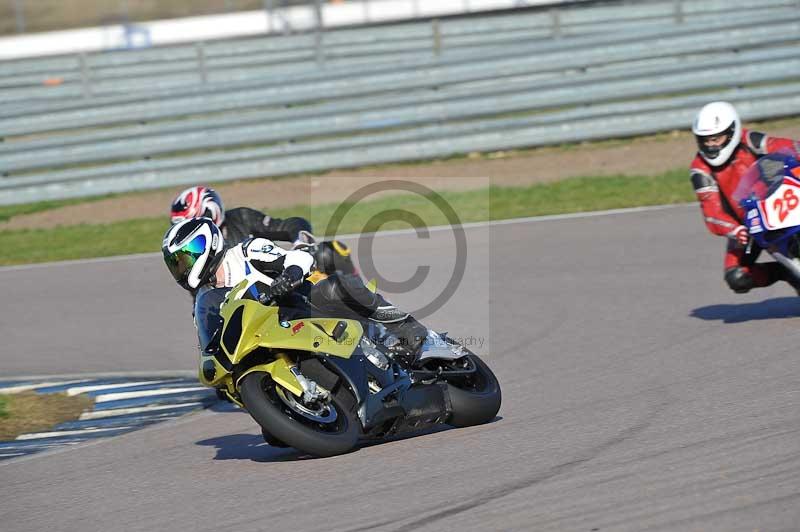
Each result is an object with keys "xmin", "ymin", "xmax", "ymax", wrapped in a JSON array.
[
  {"xmin": 195, "ymin": 416, "xmax": 502, "ymax": 462},
  {"xmin": 195, "ymin": 433, "xmax": 309, "ymax": 462},
  {"xmin": 690, "ymin": 297, "xmax": 800, "ymax": 323}
]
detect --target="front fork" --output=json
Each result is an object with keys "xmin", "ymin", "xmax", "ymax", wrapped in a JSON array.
[
  {"xmin": 770, "ymin": 250, "xmax": 800, "ymax": 283},
  {"xmin": 744, "ymin": 237, "xmax": 800, "ymax": 283},
  {"xmin": 235, "ymin": 353, "xmax": 328, "ymax": 404}
]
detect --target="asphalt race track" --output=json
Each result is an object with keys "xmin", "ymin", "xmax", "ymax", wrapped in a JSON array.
[{"xmin": 2, "ymin": 204, "xmax": 800, "ymax": 531}]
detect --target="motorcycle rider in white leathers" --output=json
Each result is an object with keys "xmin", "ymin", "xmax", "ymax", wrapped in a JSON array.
[{"xmin": 162, "ymin": 218, "xmax": 426, "ymax": 360}]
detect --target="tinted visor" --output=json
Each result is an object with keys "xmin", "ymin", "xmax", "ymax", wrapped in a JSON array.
[
  {"xmin": 164, "ymin": 234, "xmax": 207, "ymax": 283},
  {"xmin": 696, "ymin": 123, "xmax": 735, "ymax": 158}
]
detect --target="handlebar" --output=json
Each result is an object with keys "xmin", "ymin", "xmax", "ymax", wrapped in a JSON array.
[{"xmin": 257, "ymin": 289, "xmax": 273, "ymax": 305}]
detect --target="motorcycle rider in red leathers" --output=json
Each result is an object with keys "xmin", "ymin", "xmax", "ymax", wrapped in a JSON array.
[{"xmin": 691, "ymin": 101, "xmax": 800, "ymax": 294}]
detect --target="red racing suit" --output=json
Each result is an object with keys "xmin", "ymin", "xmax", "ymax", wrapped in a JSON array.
[{"xmin": 690, "ymin": 129, "xmax": 800, "ymax": 290}]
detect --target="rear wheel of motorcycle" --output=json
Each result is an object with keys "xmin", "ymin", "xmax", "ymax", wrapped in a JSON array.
[
  {"xmin": 445, "ymin": 353, "xmax": 502, "ymax": 428},
  {"xmin": 240, "ymin": 372, "xmax": 359, "ymax": 457}
]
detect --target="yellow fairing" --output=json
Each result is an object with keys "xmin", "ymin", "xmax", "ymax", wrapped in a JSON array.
[
  {"xmin": 209, "ymin": 284, "xmax": 364, "ymax": 398},
  {"xmin": 236, "ymin": 355, "xmax": 303, "ymax": 397},
  {"xmin": 219, "ymin": 298, "xmax": 364, "ymax": 362},
  {"xmin": 198, "ymin": 353, "xmax": 229, "ymax": 388}
]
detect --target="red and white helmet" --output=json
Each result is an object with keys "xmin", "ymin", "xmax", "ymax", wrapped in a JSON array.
[
  {"xmin": 692, "ymin": 101, "xmax": 741, "ymax": 167},
  {"xmin": 170, "ymin": 186, "xmax": 225, "ymax": 226}
]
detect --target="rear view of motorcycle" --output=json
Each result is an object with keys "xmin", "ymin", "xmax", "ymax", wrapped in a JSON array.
[{"xmin": 194, "ymin": 281, "xmax": 501, "ymax": 457}]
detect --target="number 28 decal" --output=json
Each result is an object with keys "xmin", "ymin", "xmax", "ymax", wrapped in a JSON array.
[{"xmin": 772, "ymin": 188, "xmax": 799, "ymax": 223}]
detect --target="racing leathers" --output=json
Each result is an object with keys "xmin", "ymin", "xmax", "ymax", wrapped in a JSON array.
[
  {"xmin": 216, "ymin": 237, "xmax": 315, "ymax": 294},
  {"xmin": 691, "ymin": 129, "xmax": 800, "ymax": 293},
  {"xmin": 223, "ymin": 207, "xmax": 361, "ymax": 281},
  {"xmin": 221, "ymin": 207, "xmax": 313, "ymax": 247},
  {"xmin": 216, "ymin": 238, "xmax": 427, "ymax": 361}
]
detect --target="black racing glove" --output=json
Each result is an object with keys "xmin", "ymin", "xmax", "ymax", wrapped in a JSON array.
[{"xmin": 269, "ymin": 265, "xmax": 304, "ymax": 297}]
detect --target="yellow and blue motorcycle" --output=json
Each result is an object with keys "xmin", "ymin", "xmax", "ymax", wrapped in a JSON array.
[{"xmin": 194, "ymin": 281, "xmax": 501, "ymax": 457}]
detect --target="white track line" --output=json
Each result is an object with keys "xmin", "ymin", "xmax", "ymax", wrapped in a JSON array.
[
  {"xmin": 0, "ymin": 203, "xmax": 694, "ymax": 272},
  {"xmin": 65, "ymin": 380, "xmax": 170, "ymax": 396},
  {"xmin": 78, "ymin": 401, "xmax": 204, "ymax": 420},
  {"xmin": 94, "ymin": 386, "xmax": 208, "ymax": 403},
  {"xmin": 2, "ymin": 370, "xmax": 196, "ymax": 381},
  {"xmin": 0, "ymin": 251, "xmax": 159, "ymax": 272},
  {"xmin": 0, "ymin": 380, "xmax": 89, "ymax": 394},
  {"xmin": 338, "ymin": 203, "xmax": 694, "ymax": 238},
  {"xmin": 15, "ymin": 427, "xmax": 132, "ymax": 440}
]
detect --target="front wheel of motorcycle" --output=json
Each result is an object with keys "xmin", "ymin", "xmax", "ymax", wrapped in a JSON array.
[
  {"xmin": 240, "ymin": 372, "xmax": 359, "ymax": 457},
  {"xmin": 444, "ymin": 353, "xmax": 502, "ymax": 428}
]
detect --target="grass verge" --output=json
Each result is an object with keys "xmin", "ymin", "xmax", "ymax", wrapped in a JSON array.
[
  {"xmin": 0, "ymin": 192, "xmax": 121, "ymax": 223},
  {"xmin": 0, "ymin": 392, "xmax": 94, "ymax": 441},
  {"xmin": 0, "ymin": 169, "xmax": 694, "ymax": 266},
  {"xmin": 5, "ymin": 114, "xmax": 798, "ymax": 225},
  {"xmin": 0, "ymin": 198, "xmax": 91, "ymax": 223}
]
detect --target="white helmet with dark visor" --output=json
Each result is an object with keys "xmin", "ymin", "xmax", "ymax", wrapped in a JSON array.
[{"xmin": 692, "ymin": 101, "xmax": 741, "ymax": 167}]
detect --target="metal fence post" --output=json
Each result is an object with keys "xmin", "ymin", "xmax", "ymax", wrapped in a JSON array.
[
  {"xmin": 13, "ymin": 0, "xmax": 26, "ymax": 33},
  {"xmin": 363, "ymin": 0, "xmax": 371, "ymax": 23},
  {"xmin": 263, "ymin": 0, "xmax": 275, "ymax": 33},
  {"xmin": 432, "ymin": 19, "xmax": 442, "ymax": 56},
  {"xmin": 412, "ymin": 0, "xmax": 420, "ymax": 17},
  {"xmin": 118, "ymin": 0, "xmax": 130, "ymax": 20},
  {"xmin": 313, "ymin": 0, "xmax": 324, "ymax": 66},
  {"xmin": 78, "ymin": 53, "xmax": 92, "ymax": 99},
  {"xmin": 195, "ymin": 42, "xmax": 208, "ymax": 84},
  {"xmin": 674, "ymin": 0, "xmax": 684, "ymax": 24},
  {"xmin": 551, "ymin": 9, "xmax": 561, "ymax": 38}
]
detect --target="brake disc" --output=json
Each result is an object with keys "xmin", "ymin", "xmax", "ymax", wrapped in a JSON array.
[{"xmin": 275, "ymin": 386, "xmax": 338, "ymax": 424}]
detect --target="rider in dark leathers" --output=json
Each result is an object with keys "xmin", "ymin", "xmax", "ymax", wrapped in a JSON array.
[
  {"xmin": 222, "ymin": 206, "xmax": 312, "ymax": 248},
  {"xmin": 169, "ymin": 185, "xmax": 313, "ymax": 247}
]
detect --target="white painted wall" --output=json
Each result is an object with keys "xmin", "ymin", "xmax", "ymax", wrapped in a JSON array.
[{"xmin": 0, "ymin": 0, "xmax": 583, "ymax": 60}]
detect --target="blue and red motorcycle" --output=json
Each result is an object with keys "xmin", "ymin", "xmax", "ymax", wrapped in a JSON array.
[{"xmin": 734, "ymin": 148, "xmax": 800, "ymax": 280}]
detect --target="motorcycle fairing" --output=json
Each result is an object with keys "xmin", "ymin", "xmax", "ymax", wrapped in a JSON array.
[
  {"xmin": 198, "ymin": 353, "xmax": 230, "ymax": 388},
  {"xmin": 744, "ymin": 204, "xmax": 766, "ymax": 235},
  {"xmin": 737, "ymin": 151, "xmax": 800, "ymax": 247},
  {"xmin": 197, "ymin": 348, "xmax": 304, "ymax": 399},
  {"xmin": 235, "ymin": 355, "xmax": 304, "ymax": 398},
  {"xmin": 754, "ymin": 174, "xmax": 800, "ymax": 231},
  {"xmin": 219, "ymin": 284, "xmax": 364, "ymax": 364}
]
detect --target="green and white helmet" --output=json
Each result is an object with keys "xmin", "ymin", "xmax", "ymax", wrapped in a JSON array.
[{"xmin": 162, "ymin": 218, "xmax": 225, "ymax": 291}]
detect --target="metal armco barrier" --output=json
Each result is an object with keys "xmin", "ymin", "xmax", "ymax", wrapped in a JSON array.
[{"xmin": 0, "ymin": 0, "xmax": 799, "ymax": 205}]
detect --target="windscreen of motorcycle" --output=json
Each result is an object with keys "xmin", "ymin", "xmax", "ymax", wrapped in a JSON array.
[
  {"xmin": 194, "ymin": 286, "xmax": 228, "ymax": 353},
  {"xmin": 733, "ymin": 149, "xmax": 800, "ymax": 204}
]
